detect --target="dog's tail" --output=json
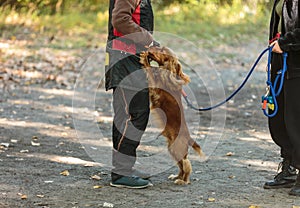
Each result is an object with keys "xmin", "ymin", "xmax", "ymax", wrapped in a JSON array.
[{"xmin": 188, "ymin": 138, "xmax": 205, "ymax": 157}]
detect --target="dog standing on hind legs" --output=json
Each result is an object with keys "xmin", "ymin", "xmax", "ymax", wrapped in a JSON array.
[{"xmin": 140, "ymin": 46, "xmax": 205, "ymax": 185}]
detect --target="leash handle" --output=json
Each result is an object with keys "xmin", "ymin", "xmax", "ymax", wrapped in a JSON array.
[{"xmin": 262, "ymin": 47, "xmax": 288, "ymax": 118}]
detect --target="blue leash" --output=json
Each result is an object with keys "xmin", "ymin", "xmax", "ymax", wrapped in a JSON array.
[
  {"xmin": 182, "ymin": 46, "xmax": 288, "ymax": 117},
  {"xmin": 262, "ymin": 49, "xmax": 288, "ymax": 117}
]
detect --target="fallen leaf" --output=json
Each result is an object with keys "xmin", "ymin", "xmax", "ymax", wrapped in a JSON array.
[
  {"xmin": 57, "ymin": 142, "xmax": 65, "ymax": 147},
  {"xmin": 207, "ymin": 197, "xmax": 215, "ymax": 202},
  {"xmin": 32, "ymin": 136, "xmax": 39, "ymax": 140},
  {"xmin": 103, "ymin": 202, "xmax": 114, "ymax": 207},
  {"xmin": 60, "ymin": 170, "xmax": 70, "ymax": 176},
  {"xmin": 91, "ymin": 175, "xmax": 101, "ymax": 180},
  {"xmin": 31, "ymin": 141, "xmax": 41, "ymax": 146},
  {"xmin": 20, "ymin": 194, "xmax": 27, "ymax": 200},
  {"xmin": 226, "ymin": 152, "xmax": 234, "ymax": 156},
  {"xmin": 93, "ymin": 185, "xmax": 102, "ymax": 189},
  {"xmin": 228, "ymin": 175, "xmax": 236, "ymax": 179},
  {"xmin": 249, "ymin": 206, "xmax": 260, "ymax": 208},
  {"xmin": 0, "ymin": 143, "xmax": 9, "ymax": 148}
]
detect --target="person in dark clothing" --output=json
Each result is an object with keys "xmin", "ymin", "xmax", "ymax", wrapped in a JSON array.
[
  {"xmin": 263, "ymin": 0, "xmax": 300, "ymax": 196},
  {"xmin": 105, "ymin": 0, "xmax": 158, "ymax": 189}
]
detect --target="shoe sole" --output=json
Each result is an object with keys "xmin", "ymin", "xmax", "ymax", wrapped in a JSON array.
[
  {"xmin": 263, "ymin": 183, "xmax": 295, "ymax": 189},
  {"xmin": 110, "ymin": 182, "xmax": 153, "ymax": 189}
]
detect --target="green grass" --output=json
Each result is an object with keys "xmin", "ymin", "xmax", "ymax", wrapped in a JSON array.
[
  {"xmin": 0, "ymin": 2, "xmax": 271, "ymax": 49},
  {"xmin": 0, "ymin": 9, "xmax": 107, "ymax": 49},
  {"xmin": 154, "ymin": 2, "xmax": 270, "ymax": 47}
]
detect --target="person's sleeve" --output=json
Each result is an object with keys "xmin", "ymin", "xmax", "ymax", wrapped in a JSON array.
[
  {"xmin": 278, "ymin": 28, "xmax": 300, "ymax": 51},
  {"xmin": 112, "ymin": 0, "xmax": 153, "ymax": 46}
]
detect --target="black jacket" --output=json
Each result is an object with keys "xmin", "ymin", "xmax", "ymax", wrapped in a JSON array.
[
  {"xmin": 270, "ymin": 0, "xmax": 300, "ymax": 79},
  {"xmin": 105, "ymin": 0, "xmax": 154, "ymax": 90}
]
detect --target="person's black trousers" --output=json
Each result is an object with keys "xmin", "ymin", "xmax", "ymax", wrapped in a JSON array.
[
  {"xmin": 269, "ymin": 53, "xmax": 300, "ymax": 169},
  {"xmin": 111, "ymin": 87, "xmax": 150, "ymax": 181}
]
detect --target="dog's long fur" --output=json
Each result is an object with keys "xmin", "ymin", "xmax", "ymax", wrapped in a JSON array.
[{"xmin": 140, "ymin": 46, "xmax": 205, "ymax": 185}]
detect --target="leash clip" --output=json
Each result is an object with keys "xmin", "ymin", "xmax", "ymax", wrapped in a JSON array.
[
  {"xmin": 262, "ymin": 86, "xmax": 270, "ymax": 110},
  {"xmin": 264, "ymin": 86, "xmax": 270, "ymax": 97}
]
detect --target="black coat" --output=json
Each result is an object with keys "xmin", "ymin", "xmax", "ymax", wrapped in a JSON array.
[
  {"xmin": 270, "ymin": 0, "xmax": 300, "ymax": 79},
  {"xmin": 105, "ymin": 0, "xmax": 154, "ymax": 91}
]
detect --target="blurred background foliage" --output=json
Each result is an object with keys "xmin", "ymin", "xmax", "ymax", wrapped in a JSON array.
[
  {"xmin": 0, "ymin": 0, "xmax": 273, "ymax": 14},
  {"xmin": 0, "ymin": 0, "xmax": 274, "ymax": 47}
]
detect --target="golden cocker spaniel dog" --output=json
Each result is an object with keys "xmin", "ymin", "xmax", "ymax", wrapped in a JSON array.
[{"xmin": 140, "ymin": 46, "xmax": 205, "ymax": 185}]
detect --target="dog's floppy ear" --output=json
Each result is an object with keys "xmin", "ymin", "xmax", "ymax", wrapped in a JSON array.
[
  {"xmin": 176, "ymin": 62, "xmax": 190, "ymax": 85},
  {"xmin": 165, "ymin": 59, "xmax": 190, "ymax": 85}
]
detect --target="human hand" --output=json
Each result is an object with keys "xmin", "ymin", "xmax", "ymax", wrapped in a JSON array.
[
  {"xmin": 270, "ymin": 41, "xmax": 283, "ymax": 53},
  {"xmin": 146, "ymin": 40, "xmax": 160, "ymax": 48}
]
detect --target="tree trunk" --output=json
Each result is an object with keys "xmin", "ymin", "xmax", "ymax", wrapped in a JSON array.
[{"xmin": 56, "ymin": 0, "xmax": 65, "ymax": 14}]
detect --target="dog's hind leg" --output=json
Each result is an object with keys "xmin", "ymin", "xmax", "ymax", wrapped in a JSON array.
[
  {"xmin": 182, "ymin": 158, "xmax": 192, "ymax": 184},
  {"xmin": 174, "ymin": 157, "xmax": 192, "ymax": 185},
  {"xmin": 168, "ymin": 160, "xmax": 184, "ymax": 181},
  {"xmin": 167, "ymin": 137, "xmax": 191, "ymax": 185}
]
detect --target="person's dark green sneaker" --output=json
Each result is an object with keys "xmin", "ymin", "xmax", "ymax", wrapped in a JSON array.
[
  {"xmin": 110, "ymin": 176, "xmax": 152, "ymax": 189},
  {"xmin": 132, "ymin": 169, "xmax": 151, "ymax": 179}
]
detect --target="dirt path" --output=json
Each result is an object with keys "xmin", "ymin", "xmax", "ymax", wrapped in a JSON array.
[{"xmin": 1, "ymin": 35, "xmax": 300, "ymax": 208}]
